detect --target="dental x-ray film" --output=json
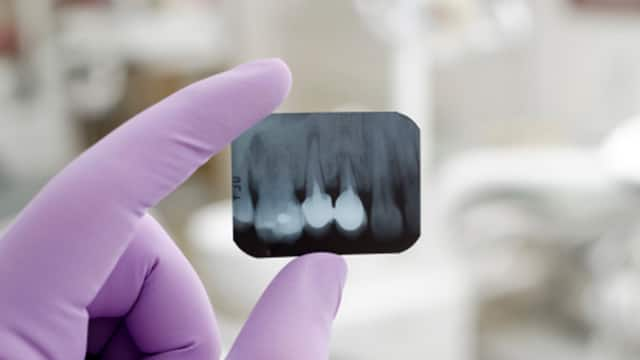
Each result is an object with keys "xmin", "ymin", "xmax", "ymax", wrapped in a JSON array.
[{"xmin": 231, "ymin": 112, "xmax": 420, "ymax": 257}]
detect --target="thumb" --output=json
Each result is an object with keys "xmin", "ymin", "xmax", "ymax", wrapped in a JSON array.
[{"xmin": 227, "ymin": 253, "xmax": 348, "ymax": 360}]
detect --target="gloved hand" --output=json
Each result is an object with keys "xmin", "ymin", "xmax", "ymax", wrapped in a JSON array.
[{"xmin": 0, "ymin": 59, "xmax": 347, "ymax": 359}]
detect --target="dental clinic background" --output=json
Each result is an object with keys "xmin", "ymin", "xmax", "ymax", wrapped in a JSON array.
[{"xmin": 3, "ymin": 0, "xmax": 640, "ymax": 359}]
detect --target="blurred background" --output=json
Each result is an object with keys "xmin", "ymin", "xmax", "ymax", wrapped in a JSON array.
[{"xmin": 3, "ymin": 0, "xmax": 640, "ymax": 358}]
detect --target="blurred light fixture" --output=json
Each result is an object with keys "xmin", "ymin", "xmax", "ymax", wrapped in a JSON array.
[{"xmin": 353, "ymin": 0, "xmax": 533, "ymax": 64}]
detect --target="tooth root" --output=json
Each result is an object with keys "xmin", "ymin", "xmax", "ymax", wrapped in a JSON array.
[
  {"xmin": 370, "ymin": 129, "xmax": 404, "ymax": 242},
  {"xmin": 397, "ymin": 124, "xmax": 420, "ymax": 238},
  {"xmin": 371, "ymin": 180, "xmax": 404, "ymax": 242},
  {"xmin": 342, "ymin": 115, "xmax": 369, "ymax": 193},
  {"xmin": 402, "ymin": 177, "xmax": 420, "ymax": 238},
  {"xmin": 302, "ymin": 137, "xmax": 334, "ymax": 237},
  {"xmin": 335, "ymin": 158, "xmax": 367, "ymax": 238},
  {"xmin": 399, "ymin": 146, "xmax": 420, "ymax": 238},
  {"xmin": 253, "ymin": 147, "xmax": 304, "ymax": 244},
  {"xmin": 317, "ymin": 117, "xmax": 339, "ymax": 192},
  {"xmin": 248, "ymin": 134, "xmax": 268, "ymax": 193}
]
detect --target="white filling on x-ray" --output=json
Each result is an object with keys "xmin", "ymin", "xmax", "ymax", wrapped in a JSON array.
[
  {"xmin": 302, "ymin": 137, "xmax": 334, "ymax": 236},
  {"xmin": 335, "ymin": 188, "xmax": 366, "ymax": 232},
  {"xmin": 255, "ymin": 195, "xmax": 304, "ymax": 244},
  {"xmin": 302, "ymin": 181, "xmax": 333, "ymax": 234},
  {"xmin": 335, "ymin": 158, "xmax": 366, "ymax": 237}
]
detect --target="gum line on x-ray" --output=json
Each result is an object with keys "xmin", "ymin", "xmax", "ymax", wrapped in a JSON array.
[{"xmin": 232, "ymin": 113, "xmax": 419, "ymax": 244}]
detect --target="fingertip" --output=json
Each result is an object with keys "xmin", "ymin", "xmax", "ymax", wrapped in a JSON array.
[
  {"xmin": 227, "ymin": 253, "xmax": 347, "ymax": 359},
  {"xmin": 233, "ymin": 58, "xmax": 291, "ymax": 81},
  {"xmin": 230, "ymin": 57, "xmax": 292, "ymax": 107},
  {"xmin": 290, "ymin": 252, "xmax": 348, "ymax": 287},
  {"xmin": 283, "ymin": 252, "xmax": 348, "ymax": 317},
  {"xmin": 176, "ymin": 57, "xmax": 292, "ymax": 143}
]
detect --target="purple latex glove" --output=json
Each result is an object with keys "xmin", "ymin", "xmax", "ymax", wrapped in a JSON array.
[{"xmin": 0, "ymin": 59, "xmax": 347, "ymax": 359}]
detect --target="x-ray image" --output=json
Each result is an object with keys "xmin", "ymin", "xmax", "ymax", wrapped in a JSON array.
[{"xmin": 232, "ymin": 112, "xmax": 420, "ymax": 257}]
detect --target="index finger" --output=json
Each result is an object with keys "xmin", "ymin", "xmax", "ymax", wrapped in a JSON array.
[{"xmin": 0, "ymin": 59, "xmax": 291, "ymax": 358}]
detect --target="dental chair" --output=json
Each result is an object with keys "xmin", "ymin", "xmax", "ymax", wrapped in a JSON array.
[{"xmin": 434, "ymin": 117, "xmax": 640, "ymax": 359}]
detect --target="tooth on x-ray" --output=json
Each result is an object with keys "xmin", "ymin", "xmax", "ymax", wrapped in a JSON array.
[
  {"xmin": 231, "ymin": 112, "xmax": 420, "ymax": 257},
  {"xmin": 254, "ymin": 198, "xmax": 304, "ymax": 244},
  {"xmin": 398, "ymin": 135, "xmax": 420, "ymax": 238},
  {"xmin": 251, "ymin": 137, "xmax": 304, "ymax": 244},
  {"xmin": 370, "ymin": 126, "xmax": 404, "ymax": 242},
  {"xmin": 335, "ymin": 156, "xmax": 367, "ymax": 238},
  {"xmin": 302, "ymin": 136, "xmax": 334, "ymax": 237}
]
